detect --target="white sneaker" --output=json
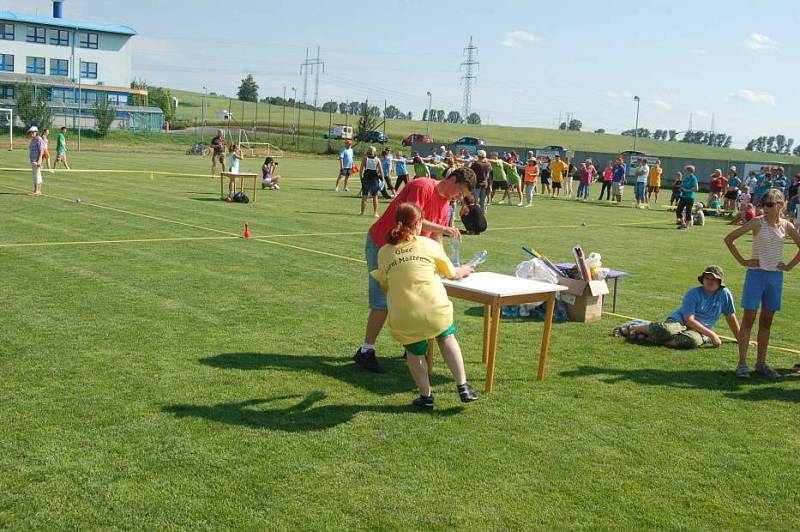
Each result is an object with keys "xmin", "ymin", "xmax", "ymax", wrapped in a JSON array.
[
  {"xmin": 517, "ymin": 202, "xmax": 524, "ymax": 206},
  {"xmin": 344, "ymin": 187, "xmax": 349, "ymax": 192},
  {"xmin": 334, "ymin": 187, "xmax": 339, "ymax": 192}
]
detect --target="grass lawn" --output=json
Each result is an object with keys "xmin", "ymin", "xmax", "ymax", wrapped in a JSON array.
[{"xmin": 1, "ymin": 149, "xmax": 799, "ymax": 529}]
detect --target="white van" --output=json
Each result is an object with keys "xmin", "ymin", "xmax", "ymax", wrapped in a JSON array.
[{"xmin": 325, "ymin": 124, "xmax": 353, "ymax": 140}]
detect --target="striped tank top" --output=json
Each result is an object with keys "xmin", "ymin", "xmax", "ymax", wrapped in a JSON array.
[{"xmin": 752, "ymin": 217, "xmax": 786, "ymax": 271}]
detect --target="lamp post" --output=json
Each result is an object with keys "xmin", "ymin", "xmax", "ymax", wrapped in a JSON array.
[
  {"xmin": 426, "ymin": 91, "xmax": 432, "ymax": 136},
  {"xmin": 76, "ymin": 57, "xmax": 82, "ymax": 152},
  {"xmin": 291, "ymin": 87, "xmax": 297, "ymax": 144},
  {"xmin": 280, "ymin": 86, "xmax": 286, "ymax": 148},
  {"xmin": 201, "ymin": 85, "xmax": 207, "ymax": 130},
  {"xmin": 633, "ymin": 95, "xmax": 641, "ymax": 152}
]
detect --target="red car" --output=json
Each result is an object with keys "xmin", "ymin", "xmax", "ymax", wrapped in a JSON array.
[{"xmin": 402, "ymin": 133, "xmax": 433, "ymax": 146}]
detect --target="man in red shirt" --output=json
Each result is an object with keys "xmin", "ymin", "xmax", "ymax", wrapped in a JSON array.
[{"xmin": 355, "ymin": 168, "xmax": 477, "ymax": 372}]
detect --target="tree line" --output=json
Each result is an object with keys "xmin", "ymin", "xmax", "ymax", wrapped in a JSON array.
[{"xmin": 744, "ymin": 134, "xmax": 798, "ymax": 156}]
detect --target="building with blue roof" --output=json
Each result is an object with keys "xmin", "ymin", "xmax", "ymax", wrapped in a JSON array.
[{"xmin": 0, "ymin": 1, "xmax": 163, "ymax": 131}]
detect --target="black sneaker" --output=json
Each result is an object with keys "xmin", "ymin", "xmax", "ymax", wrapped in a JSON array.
[
  {"xmin": 457, "ymin": 383, "xmax": 479, "ymax": 403},
  {"xmin": 353, "ymin": 348, "xmax": 384, "ymax": 373},
  {"xmin": 412, "ymin": 394, "xmax": 434, "ymax": 409}
]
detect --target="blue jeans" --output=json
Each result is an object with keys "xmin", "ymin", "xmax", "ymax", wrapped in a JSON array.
[
  {"xmin": 365, "ymin": 233, "xmax": 387, "ymax": 310},
  {"xmin": 635, "ymin": 182, "xmax": 647, "ymax": 202},
  {"xmin": 577, "ymin": 182, "xmax": 590, "ymax": 199}
]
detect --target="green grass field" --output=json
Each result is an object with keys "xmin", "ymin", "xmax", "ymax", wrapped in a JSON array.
[{"xmin": 2, "ymin": 149, "xmax": 799, "ymax": 529}]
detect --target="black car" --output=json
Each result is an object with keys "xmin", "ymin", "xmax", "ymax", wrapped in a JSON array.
[{"xmin": 358, "ymin": 131, "xmax": 389, "ymax": 144}]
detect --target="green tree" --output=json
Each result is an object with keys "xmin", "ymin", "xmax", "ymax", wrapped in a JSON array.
[
  {"xmin": 321, "ymin": 101, "xmax": 338, "ymax": 113},
  {"xmin": 447, "ymin": 111, "xmax": 462, "ymax": 123},
  {"xmin": 148, "ymin": 86, "xmax": 175, "ymax": 124},
  {"xmin": 237, "ymin": 74, "xmax": 259, "ymax": 102},
  {"xmin": 355, "ymin": 100, "xmax": 379, "ymax": 140},
  {"xmin": 594, "ymin": 128, "xmax": 605, "ymax": 134},
  {"xmin": 129, "ymin": 79, "xmax": 148, "ymax": 106},
  {"xmin": 567, "ymin": 119, "xmax": 582, "ymax": 131},
  {"xmin": 92, "ymin": 95, "xmax": 116, "ymax": 136},
  {"xmin": 466, "ymin": 112, "xmax": 481, "ymax": 125},
  {"xmin": 14, "ymin": 82, "xmax": 52, "ymax": 131}
]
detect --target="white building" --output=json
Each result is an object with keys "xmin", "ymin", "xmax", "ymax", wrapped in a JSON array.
[{"xmin": 0, "ymin": 0, "xmax": 163, "ymax": 131}]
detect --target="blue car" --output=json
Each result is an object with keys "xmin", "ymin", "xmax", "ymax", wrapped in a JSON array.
[{"xmin": 453, "ymin": 136, "xmax": 486, "ymax": 155}]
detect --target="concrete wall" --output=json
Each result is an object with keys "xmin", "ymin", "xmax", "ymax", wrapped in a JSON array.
[{"xmin": 0, "ymin": 23, "xmax": 132, "ymax": 87}]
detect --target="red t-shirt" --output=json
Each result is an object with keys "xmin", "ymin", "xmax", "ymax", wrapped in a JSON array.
[
  {"xmin": 369, "ymin": 178, "xmax": 450, "ymax": 247},
  {"xmin": 710, "ymin": 177, "xmax": 724, "ymax": 193}
]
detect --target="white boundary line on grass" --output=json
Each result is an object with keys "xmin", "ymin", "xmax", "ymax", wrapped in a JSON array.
[{"xmin": 0, "ymin": 236, "xmax": 240, "ymax": 248}]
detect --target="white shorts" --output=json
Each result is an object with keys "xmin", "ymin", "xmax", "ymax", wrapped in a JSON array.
[
  {"xmin": 31, "ymin": 162, "xmax": 42, "ymax": 185},
  {"xmin": 612, "ymin": 182, "xmax": 624, "ymax": 196}
]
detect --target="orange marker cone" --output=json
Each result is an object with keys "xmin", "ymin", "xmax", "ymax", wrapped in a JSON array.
[{"xmin": 243, "ymin": 223, "xmax": 250, "ymax": 239}]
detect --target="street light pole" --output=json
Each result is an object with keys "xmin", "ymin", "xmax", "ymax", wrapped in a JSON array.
[
  {"xmin": 281, "ymin": 86, "xmax": 286, "ymax": 148},
  {"xmin": 201, "ymin": 85, "xmax": 207, "ymax": 130},
  {"xmin": 426, "ymin": 91, "xmax": 432, "ymax": 136},
  {"xmin": 291, "ymin": 87, "xmax": 297, "ymax": 145},
  {"xmin": 633, "ymin": 95, "xmax": 641, "ymax": 152}
]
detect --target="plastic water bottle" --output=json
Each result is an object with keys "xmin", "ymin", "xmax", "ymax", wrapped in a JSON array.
[
  {"xmin": 449, "ymin": 238, "xmax": 461, "ymax": 267},
  {"xmin": 466, "ymin": 249, "xmax": 488, "ymax": 268}
]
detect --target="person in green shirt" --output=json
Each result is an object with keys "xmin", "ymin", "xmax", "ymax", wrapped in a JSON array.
[{"xmin": 55, "ymin": 126, "xmax": 71, "ymax": 170}]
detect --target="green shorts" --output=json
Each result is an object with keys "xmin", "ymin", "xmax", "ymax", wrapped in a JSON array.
[
  {"xmin": 648, "ymin": 319, "xmax": 706, "ymax": 349},
  {"xmin": 404, "ymin": 324, "xmax": 457, "ymax": 356}
]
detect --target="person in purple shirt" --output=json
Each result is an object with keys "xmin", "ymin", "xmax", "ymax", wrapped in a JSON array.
[{"xmin": 28, "ymin": 126, "xmax": 46, "ymax": 196}]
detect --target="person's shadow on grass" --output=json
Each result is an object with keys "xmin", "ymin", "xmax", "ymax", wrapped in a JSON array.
[
  {"xmin": 199, "ymin": 352, "xmax": 450, "ymax": 395},
  {"xmin": 163, "ymin": 391, "xmax": 463, "ymax": 432},
  {"xmin": 559, "ymin": 365, "xmax": 797, "ymax": 399}
]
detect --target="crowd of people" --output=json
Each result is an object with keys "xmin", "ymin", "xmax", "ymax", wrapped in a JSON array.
[
  {"xmin": 209, "ymin": 129, "xmax": 282, "ymax": 199},
  {"xmin": 26, "ymin": 125, "xmax": 71, "ymax": 195}
]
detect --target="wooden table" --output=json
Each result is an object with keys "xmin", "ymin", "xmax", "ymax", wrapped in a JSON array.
[
  {"xmin": 435, "ymin": 272, "xmax": 567, "ymax": 393},
  {"xmin": 220, "ymin": 172, "xmax": 258, "ymax": 203}
]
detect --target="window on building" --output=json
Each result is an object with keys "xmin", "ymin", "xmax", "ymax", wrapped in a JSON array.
[
  {"xmin": 0, "ymin": 23, "xmax": 13, "ymax": 40},
  {"xmin": 26, "ymin": 56, "xmax": 45, "ymax": 75},
  {"xmin": 79, "ymin": 32, "xmax": 98, "ymax": 49},
  {"xmin": 51, "ymin": 87, "xmax": 75, "ymax": 104},
  {"xmin": 80, "ymin": 61, "xmax": 97, "ymax": 79},
  {"xmin": 0, "ymin": 85, "xmax": 15, "ymax": 99},
  {"xmin": 80, "ymin": 90, "xmax": 98, "ymax": 104},
  {"xmin": 0, "ymin": 54, "xmax": 13, "ymax": 72},
  {"xmin": 50, "ymin": 28, "xmax": 69, "ymax": 46},
  {"xmin": 26, "ymin": 26, "xmax": 46, "ymax": 43},
  {"xmin": 50, "ymin": 58, "xmax": 69, "ymax": 77}
]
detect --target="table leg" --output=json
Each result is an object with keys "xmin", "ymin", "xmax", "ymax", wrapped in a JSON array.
[
  {"xmin": 537, "ymin": 293, "xmax": 556, "ymax": 381},
  {"xmin": 485, "ymin": 301, "xmax": 501, "ymax": 394},
  {"xmin": 426, "ymin": 339, "xmax": 434, "ymax": 376},
  {"xmin": 482, "ymin": 304, "xmax": 491, "ymax": 364},
  {"xmin": 612, "ymin": 278, "xmax": 619, "ymax": 312},
  {"xmin": 253, "ymin": 177, "xmax": 257, "ymax": 204}
]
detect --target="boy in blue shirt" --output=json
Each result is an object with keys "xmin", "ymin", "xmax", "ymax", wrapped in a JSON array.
[
  {"xmin": 677, "ymin": 165, "xmax": 699, "ymax": 230},
  {"xmin": 614, "ymin": 266, "xmax": 740, "ymax": 349},
  {"xmin": 334, "ymin": 139, "xmax": 355, "ymax": 192}
]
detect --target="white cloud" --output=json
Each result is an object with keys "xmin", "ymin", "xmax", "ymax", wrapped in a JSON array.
[
  {"xmin": 501, "ymin": 30, "xmax": 540, "ymax": 49},
  {"xmin": 694, "ymin": 110, "xmax": 711, "ymax": 118},
  {"xmin": 731, "ymin": 89, "xmax": 776, "ymax": 105},
  {"xmin": 131, "ymin": 36, "xmax": 182, "ymax": 65},
  {"xmin": 688, "ymin": 48, "xmax": 707, "ymax": 55},
  {"xmin": 649, "ymin": 100, "xmax": 671, "ymax": 111},
  {"xmin": 746, "ymin": 33, "xmax": 777, "ymax": 51}
]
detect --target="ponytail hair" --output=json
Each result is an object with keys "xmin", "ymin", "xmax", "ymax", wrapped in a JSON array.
[{"xmin": 387, "ymin": 202, "xmax": 423, "ymax": 245}]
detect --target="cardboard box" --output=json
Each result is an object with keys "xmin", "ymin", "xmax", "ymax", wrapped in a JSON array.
[{"xmin": 557, "ymin": 277, "xmax": 609, "ymax": 322}]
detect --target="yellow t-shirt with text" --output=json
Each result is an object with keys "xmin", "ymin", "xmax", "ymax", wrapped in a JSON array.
[
  {"xmin": 370, "ymin": 236, "xmax": 456, "ymax": 345},
  {"xmin": 648, "ymin": 166, "xmax": 662, "ymax": 187},
  {"xmin": 549, "ymin": 160, "xmax": 568, "ymax": 183}
]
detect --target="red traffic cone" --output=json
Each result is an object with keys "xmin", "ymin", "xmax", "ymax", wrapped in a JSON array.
[{"xmin": 243, "ymin": 223, "xmax": 250, "ymax": 239}]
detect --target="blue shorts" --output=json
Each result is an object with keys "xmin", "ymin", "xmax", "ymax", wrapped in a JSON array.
[
  {"xmin": 742, "ymin": 269, "xmax": 783, "ymax": 311},
  {"xmin": 365, "ymin": 233, "xmax": 387, "ymax": 310}
]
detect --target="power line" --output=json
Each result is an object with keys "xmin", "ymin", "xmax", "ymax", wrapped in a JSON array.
[{"xmin": 460, "ymin": 36, "xmax": 478, "ymax": 120}]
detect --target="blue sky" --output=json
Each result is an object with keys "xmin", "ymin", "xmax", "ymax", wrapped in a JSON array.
[{"xmin": 5, "ymin": 0, "xmax": 799, "ymax": 147}]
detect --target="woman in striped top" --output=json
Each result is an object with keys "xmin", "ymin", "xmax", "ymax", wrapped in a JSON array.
[{"xmin": 724, "ymin": 189, "xmax": 800, "ymax": 379}]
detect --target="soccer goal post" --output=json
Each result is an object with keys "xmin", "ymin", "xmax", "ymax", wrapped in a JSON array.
[{"xmin": 0, "ymin": 108, "xmax": 12, "ymax": 151}]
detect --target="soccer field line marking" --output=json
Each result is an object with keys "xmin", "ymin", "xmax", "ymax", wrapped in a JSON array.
[
  {"xmin": 605, "ymin": 311, "xmax": 800, "ymax": 356},
  {"xmin": 0, "ymin": 235, "xmax": 240, "ymax": 248},
  {"xmin": 0, "ymin": 167, "xmax": 330, "ymax": 180},
  {"xmin": 251, "ymin": 238, "xmax": 367, "ymax": 264},
  {"xmin": 0, "ymin": 183, "xmax": 242, "ymax": 238}
]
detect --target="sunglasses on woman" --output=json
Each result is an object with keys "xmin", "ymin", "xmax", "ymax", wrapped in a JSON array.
[{"xmin": 763, "ymin": 201, "xmax": 777, "ymax": 208}]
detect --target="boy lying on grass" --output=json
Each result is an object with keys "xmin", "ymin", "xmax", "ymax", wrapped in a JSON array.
[{"xmin": 613, "ymin": 266, "xmax": 740, "ymax": 349}]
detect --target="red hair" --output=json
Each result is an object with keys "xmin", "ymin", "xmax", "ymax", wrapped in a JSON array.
[{"xmin": 387, "ymin": 202, "xmax": 423, "ymax": 245}]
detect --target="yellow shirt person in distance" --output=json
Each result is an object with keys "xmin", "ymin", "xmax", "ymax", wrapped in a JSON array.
[
  {"xmin": 370, "ymin": 202, "xmax": 478, "ymax": 408},
  {"xmin": 548, "ymin": 155, "xmax": 569, "ymax": 197},
  {"xmin": 647, "ymin": 160, "xmax": 663, "ymax": 204}
]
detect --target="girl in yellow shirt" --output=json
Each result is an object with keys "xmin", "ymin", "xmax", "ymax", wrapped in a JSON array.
[{"xmin": 371, "ymin": 203, "xmax": 479, "ymax": 408}]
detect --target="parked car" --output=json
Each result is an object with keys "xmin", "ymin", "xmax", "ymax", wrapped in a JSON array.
[
  {"xmin": 453, "ymin": 136, "xmax": 486, "ymax": 155},
  {"xmin": 357, "ymin": 130, "xmax": 389, "ymax": 144},
  {"xmin": 402, "ymin": 133, "xmax": 433, "ymax": 146}
]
